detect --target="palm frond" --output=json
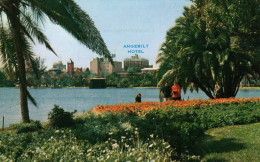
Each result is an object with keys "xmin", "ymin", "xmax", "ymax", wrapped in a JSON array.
[
  {"xmin": 157, "ymin": 69, "xmax": 176, "ymax": 87},
  {"xmin": 155, "ymin": 52, "xmax": 164, "ymax": 64},
  {"xmin": 26, "ymin": 89, "xmax": 37, "ymax": 106},
  {"xmin": 25, "ymin": 0, "xmax": 113, "ymax": 63},
  {"xmin": 0, "ymin": 24, "xmax": 16, "ymax": 79},
  {"xmin": 20, "ymin": 11, "xmax": 57, "ymax": 55}
]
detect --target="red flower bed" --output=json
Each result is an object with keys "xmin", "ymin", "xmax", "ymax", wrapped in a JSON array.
[{"xmin": 91, "ymin": 97, "xmax": 260, "ymax": 115}]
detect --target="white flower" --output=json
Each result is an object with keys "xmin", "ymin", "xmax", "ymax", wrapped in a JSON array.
[
  {"xmin": 150, "ymin": 134, "xmax": 154, "ymax": 138},
  {"xmin": 124, "ymin": 143, "xmax": 129, "ymax": 148},
  {"xmin": 149, "ymin": 144, "xmax": 154, "ymax": 148},
  {"xmin": 112, "ymin": 143, "xmax": 119, "ymax": 149},
  {"xmin": 165, "ymin": 145, "xmax": 171, "ymax": 149},
  {"xmin": 87, "ymin": 148, "xmax": 92, "ymax": 153},
  {"xmin": 137, "ymin": 157, "xmax": 142, "ymax": 161},
  {"xmin": 109, "ymin": 132, "xmax": 113, "ymax": 135},
  {"xmin": 55, "ymin": 130, "xmax": 60, "ymax": 133},
  {"xmin": 49, "ymin": 136, "xmax": 54, "ymax": 141},
  {"xmin": 163, "ymin": 142, "xmax": 167, "ymax": 145},
  {"xmin": 121, "ymin": 136, "xmax": 126, "ymax": 139}
]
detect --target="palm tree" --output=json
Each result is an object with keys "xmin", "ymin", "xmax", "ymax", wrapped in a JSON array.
[
  {"xmin": 0, "ymin": 0, "xmax": 113, "ymax": 123},
  {"xmin": 158, "ymin": 0, "xmax": 259, "ymax": 98}
]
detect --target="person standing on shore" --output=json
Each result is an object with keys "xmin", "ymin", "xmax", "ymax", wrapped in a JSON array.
[
  {"xmin": 171, "ymin": 81, "xmax": 181, "ymax": 101},
  {"xmin": 214, "ymin": 81, "xmax": 221, "ymax": 98},
  {"xmin": 135, "ymin": 93, "xmax": 141, "ymax": 103},
  {"xmin": 161, "ymin": 82, "xmax": 172, "ymax": 101}
]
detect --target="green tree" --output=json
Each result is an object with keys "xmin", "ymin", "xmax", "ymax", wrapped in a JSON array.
[
  {"xmin": 158, "ymin": 0, "xmax": 259, "ymax": 98},
  {"xmin": 120, "ymin": 78, "xmax": 129, "ymax": 88},
  {"xmin": 127, "ymin": 67, "xmax": 141, "ymax": 73},
  {"xmin": 0, "ymin": 0, "xmax": 113, "ymax": 123},
  {"xmin": 73, "ymin": 73, "xmax": 85, "ymax": 87},
  {"xmin": 106, "ymin": 72, "xmax": 121, "ymax": 87},
  {"xmin": 140, "ymin": 73, "xmax": 157, "ymax": 87},
  {"xmin": 128, "ymin": 73, "xmax": 142, "ymax": 87},
  {"xmin": 26, "ymin": 57, "xmax": 46, "ymax": 87},
  {"xmin": 0, "ymin": 70, "xmax": 15, "ymax": 87}
]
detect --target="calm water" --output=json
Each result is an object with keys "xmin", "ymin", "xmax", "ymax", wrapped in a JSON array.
[{"xmin": 0, "ymin": 88, "xmax": 259, "ymax": 126}]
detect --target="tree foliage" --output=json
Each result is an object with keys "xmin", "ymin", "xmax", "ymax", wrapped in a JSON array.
[
  {"xmin": 158, "ymin": 0, "xmax": 260, "ymax": 98},
  {"xmin": 0, "ymin": 70, "xmax": 15, "ymax": 87}
]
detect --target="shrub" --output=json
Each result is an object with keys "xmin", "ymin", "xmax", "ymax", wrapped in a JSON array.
[
  {"xmin": 136, "ymin": 108, "xmax": 204, "ymax": 152},
  {"xmin": 9, "ymin": 120, "xmax": 42, "ymax": 133},
  {"xmin": 48, "ymin": 105, "xmax": 76, "ymax": 128}
]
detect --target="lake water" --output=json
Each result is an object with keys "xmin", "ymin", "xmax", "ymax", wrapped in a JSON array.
[{"xmin": 0, "ymin": 88, "xmax": 259, "ymax": 127}]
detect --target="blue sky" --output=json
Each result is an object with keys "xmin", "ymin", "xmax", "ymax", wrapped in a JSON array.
[{"xmin": 33, "ymin": 0, "xmax": 191, "ymax": 69}]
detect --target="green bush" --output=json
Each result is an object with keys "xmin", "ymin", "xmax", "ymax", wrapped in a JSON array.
[
  {"xmin": 196, "ymin": 102, "xmax": 260, "ymax": 129},
  {"xmin": 48, "ymin": 105, "xmax": 76, "ymax": 128},
  {"xmin": 135, "ymin": 108, "xmax": 204, "ymax": 152},
  {"xmin": 9, "ymin": 120, "xmax": 42, "ymax": 133}
]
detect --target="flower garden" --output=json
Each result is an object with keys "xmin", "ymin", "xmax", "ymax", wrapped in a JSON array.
[
  {"xmin": 0, "ymin": 97, "xmax": 259, "ymax": 161},
  {"xmin": 93, "ymin": 97, "xmax": 260, "ymax": 114}
]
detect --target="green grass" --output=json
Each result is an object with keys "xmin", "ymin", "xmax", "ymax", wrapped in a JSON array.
[{"xmin": 195, "ymin": 123, "xmax": 260, "ymax": 162}]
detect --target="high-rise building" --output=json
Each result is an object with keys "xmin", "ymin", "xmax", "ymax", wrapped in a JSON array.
[
  {"xmin": 124, "ymin": 54, "xmax": 149, "ymax": 70},
  {"xmin": 67, "ymin": 59, "xmax": 74, "ymax": 76},
  {"xmin": 53, "ymin": 61, "xmax": 66, "ymax": 71}
]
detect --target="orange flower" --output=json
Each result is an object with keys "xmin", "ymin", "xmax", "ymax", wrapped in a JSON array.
[{"xmin": 91, "ymin": 97, "xmax": 260, "ymax": 115}]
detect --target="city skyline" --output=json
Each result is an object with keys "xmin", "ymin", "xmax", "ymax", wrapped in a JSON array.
[
  {"xmin": 50, "ymin": 53, "xmax": 152, "ymax": 70},
  {"xmin": 32, "ymin": 0, "xmax": 192, "ymax": 69}
]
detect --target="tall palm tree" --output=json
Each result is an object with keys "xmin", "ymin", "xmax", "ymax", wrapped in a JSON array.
[
  {"xmin": 0, "ymin": 0, "xmax": 113, "ymax": 123},
  {"xmin": 158, "ymin": 0, "xmax": 259, "ymax": 98}
]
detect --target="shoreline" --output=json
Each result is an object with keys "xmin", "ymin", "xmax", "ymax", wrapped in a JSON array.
[
  {"xmin": 1, "ymin": 86, "xmax": 260, "ymax": 89},
  {"xmin": 239, "ymin": 87, "xmax": 260, "ymax": 89}
]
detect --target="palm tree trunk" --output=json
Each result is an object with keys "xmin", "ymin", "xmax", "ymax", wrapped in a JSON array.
[{"xmin": 5, "ymin": 6, "xmax": 30, "ymax": 123}]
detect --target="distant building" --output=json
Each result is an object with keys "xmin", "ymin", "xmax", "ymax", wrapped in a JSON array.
[
  {"xmin": 90, "ymin": 57, "xmax": 100, "ymax": 75},
  {"xmin": 53, "ymin": 61, "xmax": 66, "ymax": 71},
  {"xmin": 124, "ymin": 54, "xmax": 149, "ymax": 70},
  {"xmin": 141, "ymin": 68, "xmax": 159, "ymax": 74},
  {"xmin": 90, "ymin": 57, "xmax": 123, "ymax": 77},
  {"xmin": 67, "ymin": 59, "xmax": 74, "ymax": 76},
  {"xmin": 89, "ymin": 78, "xmax": 106, "ymax": 88},
  {"xmin": 75, "ymin": 67, "xmax": 83, "ymax": 74},
  {"xmin": 117, "ymin": 71, "xmax": 142, "ymax": 79},
  {"xmin": 48, "ymin": 68, "xmax": 62, "ymax": 75}
]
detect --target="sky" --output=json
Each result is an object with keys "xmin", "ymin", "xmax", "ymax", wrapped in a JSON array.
[{"xmin": 32, "ymin": 0, "xmax": 192, "ymax": 69}]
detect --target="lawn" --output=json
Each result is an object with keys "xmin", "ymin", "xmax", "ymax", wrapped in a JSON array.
[{"xmin": 196, "ymin": 123, "xmax": 260, "ymax": 162}]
